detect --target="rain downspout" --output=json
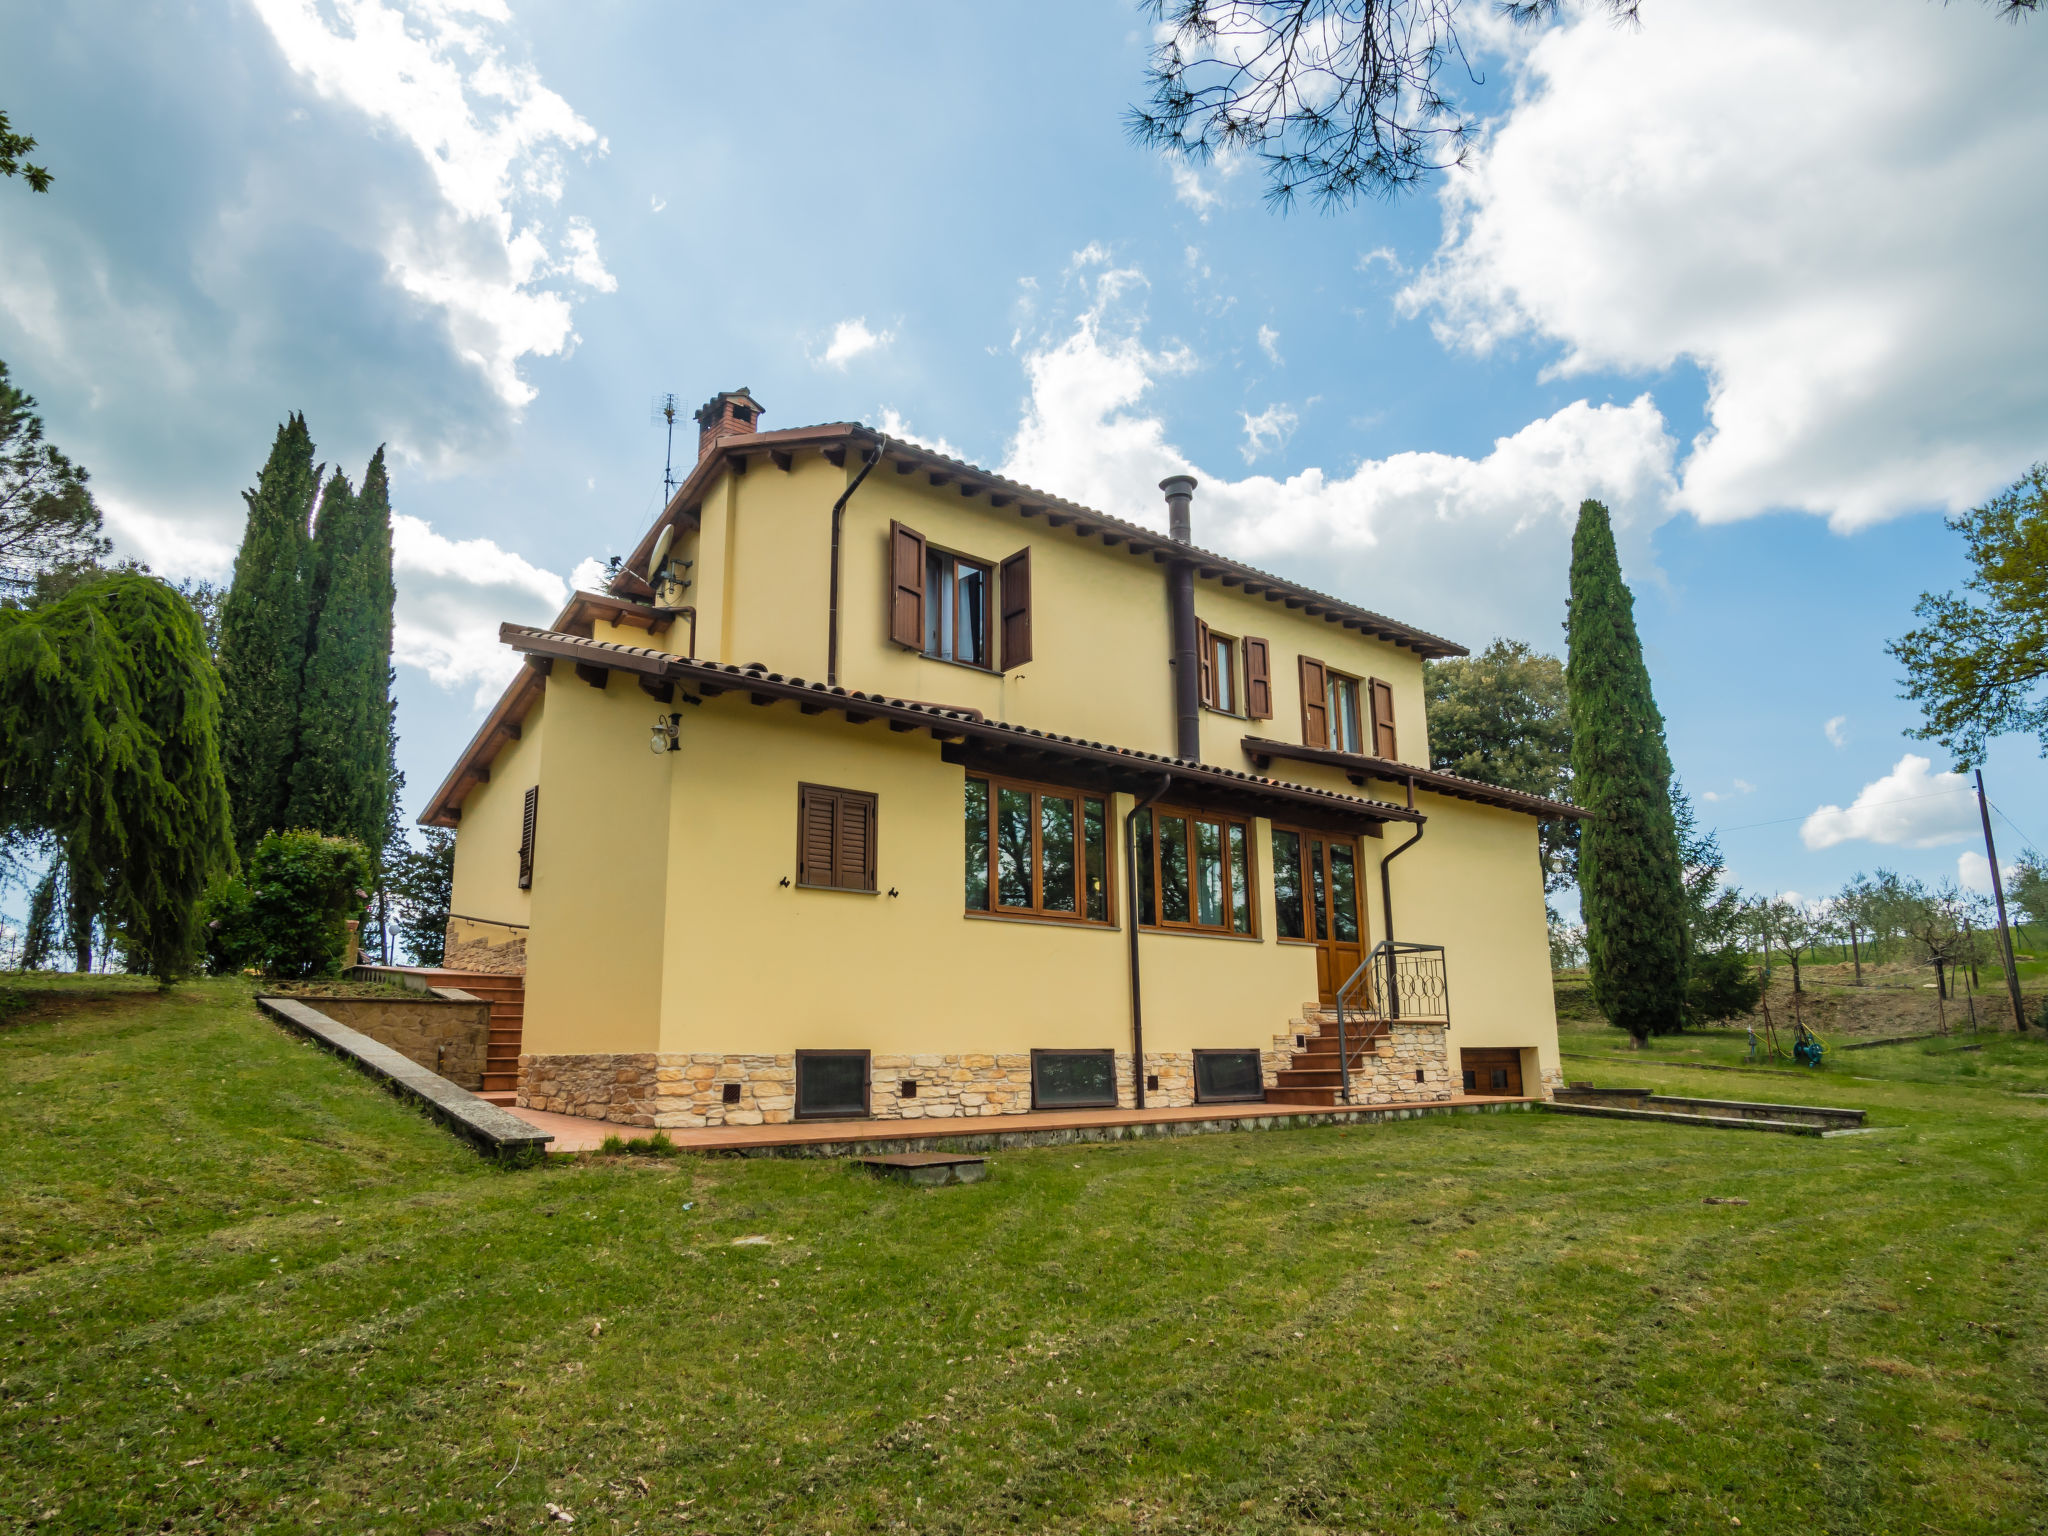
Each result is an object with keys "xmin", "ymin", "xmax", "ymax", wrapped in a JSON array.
[
  {"xmin": 827, "ymin": 436, "xmax": 886, "ymax": 687},
  {"xmin": 1378, "ymin": 774, "xmax": 1424, "ymax": 1016},
  {"xmin": 1125, "ymin": 772, "xmax": 1173, "ymax": 1108}
]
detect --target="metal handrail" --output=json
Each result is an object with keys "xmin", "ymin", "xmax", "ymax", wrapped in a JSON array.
[{"xmin": 1333, "ymin": 941, "xmax": 1450, "ymax": 1104}]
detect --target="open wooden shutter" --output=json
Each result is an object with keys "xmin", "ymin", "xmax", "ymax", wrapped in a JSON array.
[
  {"xmin": 888, "ymin": 522, "xmax": 926, "ymax": 649},
  {"xmin": 517, "ymin": 785, "xmax": 539, "ymax": 890},
  {"xmin": 1243, "ymin": 637, "xmax": 1272, "ymax": 719},
  {"xmin": 1195, "ymin": 618, "xmax": 1213, "ymax": 709},
  {"xmin": 1299, "ymin": 656, "xmax": 1328, "ymax": 748},
  {"xmin": 837, "ymin": 792, "xmax": 876, "ymax": 892},
  {"xmin": 1369, "ymin": 677, "xmax": 1398, "ymax": 760},
  {"xmin": 798, "ymin": 784, "xmax": 878, "ymax": 891},
  {"xmin": 999, "ymin": 547, "xmax": 1032, "ymax": 669}
]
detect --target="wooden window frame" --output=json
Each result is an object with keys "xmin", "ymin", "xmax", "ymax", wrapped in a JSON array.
[
  {"xmin": 517, "ymin": 784, "xmax": 539, "ymax": 891},
  {"xmin": 1192, "ymin": 1048, "xmax": 1267, "ymax": 1104},
  {"xmin": 1268, "ymin": 823, "xmax": 1364, "ymax": 948},
  {"xmin": 796, "ymin": 782, "xmax": 879, "ymax": 894},
  {"xmin": 1029, "ymin": 1048, "xmax": 1119, "ymax": 1110},
  {"xmin": 888, "ymin": 521, "xmax": 926, "ymax": 650},
  {"xmin": 1132, "ymin": 802, "xmax": 1260, "ymax": 938},
  {"xmin": 1299, "ymin": 655, "xmax": 1328, "ymax": 748},
  {"xmin": 922, "ymin": 543, "xmax": 996, "ymax": 670},
  {"xmin": 1196, "ymin": 619, "xmax": 1240, "ymax": 715},
  {"xmin": 1325, "ymin": 668, "xmax": 1366, "ymax": 755},
  {"xmin": 999, "ymin": 547, "xmax": 1031, "ymax": 670},
  {"xmin": 965, "ymin": 773, "xmax": 1116, "ymax": 926},
  {"xmin": 794, "ymin": 1049, "xmax": 872, "ymax": 1121}
]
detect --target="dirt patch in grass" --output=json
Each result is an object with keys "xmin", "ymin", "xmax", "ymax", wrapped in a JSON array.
[{"xmin": 261, "ymin": 977, "xmax": 426, "ymax": 1000}]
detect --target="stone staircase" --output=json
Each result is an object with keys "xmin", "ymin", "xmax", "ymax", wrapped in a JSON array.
[{"xmin": 1265, "ymin": 1004, "xmax": 1393, "ymax": 1107}]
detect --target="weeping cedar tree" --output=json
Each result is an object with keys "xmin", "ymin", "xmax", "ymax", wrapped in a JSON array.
[
  {"xmin": 216, "ymin": 415, "xmax": 316, "ymax": 857},
  {"xmin": 0, "ymin": 576, "xmax": 235, "ymax": 982},
  {"xmin": 286, "ymin": 449, "xmax": 396, "ymax": 852},
  {"xmin": 1566, "ymin": 499, "xmax": 1690, "ymax": 1040}
]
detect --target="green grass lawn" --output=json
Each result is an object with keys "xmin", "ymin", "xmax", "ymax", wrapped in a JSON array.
[{"xmin": 4, "ymin": 979, "xmax": 2047, "ymax": 1535}]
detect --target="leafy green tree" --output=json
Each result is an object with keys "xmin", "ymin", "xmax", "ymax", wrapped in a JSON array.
[
  {"xmin": 0, "ymin": 359, "xmax": 108, "ymax": 604},
  {"xmin": 0, "ymin": 109, "xmax": 52, "ymax": 193},
  {"xmin": 286, "ymin": 449, "xmax": 396, "ymax": 852},
  {"xmin": 2003, "ymin": 849, "xmax": 2048, "ymax": 940},
  {"xmin": 1672, "ymin": 783, "xmax": 1762, "ymax": 1026},
  {"xmin": 1756, "ymin": 897, "xmax": 1826, "ymax": 995},
  {"xmin": 1890, "ymin": 464, "xmax": 2048, "ymax": 765},
  {"xmin": 1566, "ymin": 498, "xmax": 1690, "ymax": 1041},
  {"xmin": 216, "ymin": 416, "xmax": 317, "ymax": 856},
  {"xmin": 1425, "ymin": 637, "xmax": 1576, "ymax": 890},
  {"xmin": 204, "ymin": 829, "xmax": 374, "ymax": 978},
  {"xmin": 0, "ymin": 575, "xmax": 235, "ymax": 982}
]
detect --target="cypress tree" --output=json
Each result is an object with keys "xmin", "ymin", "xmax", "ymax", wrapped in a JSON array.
[
  {"xmin": 1565, "ymin": 499, "xmax": 1690, "ymax": 1041},
  {"xmin": 286, "ymin": 449, "xmax": 395, "ymax": 850},
  {"xmin": 217, "ymin": 415, "xmax": 317, "ymax": 855}
]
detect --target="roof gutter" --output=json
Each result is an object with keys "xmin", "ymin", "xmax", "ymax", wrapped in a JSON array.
[
  {"xmin": 827, "ymin": 434, "xmax": 885, "ymax": 686},
  {"xmin": 1378, "ymin": 774, "xmax": 1425, "ymax": 1008}
]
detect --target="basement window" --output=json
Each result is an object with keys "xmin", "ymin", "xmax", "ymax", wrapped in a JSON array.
[
  {"xmin": 795, "ymin": 1051, "xmax": 870, "ymax": 1120},
  {"xmin": 1030, "ymin": 1049, "xmax": 1117, "ymax": 1110},
  {"xmin": 1193, "ymin": 1050, "xmax": 1265, "ymax": 1104}
]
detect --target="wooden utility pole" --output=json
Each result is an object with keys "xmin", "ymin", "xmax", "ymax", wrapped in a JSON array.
[{"xmin": 1976, "ymin": 768, "xmax": 2029, "ymax": 1032}]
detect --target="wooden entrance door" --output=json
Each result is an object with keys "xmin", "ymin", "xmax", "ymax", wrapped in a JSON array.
[{"xmin": 1305, "ymin": 834, "xmax": 1365, "ymax": 1006}]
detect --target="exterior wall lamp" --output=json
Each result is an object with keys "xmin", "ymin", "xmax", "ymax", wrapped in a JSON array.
[{"xmin": 649, "ymin": 713, "xmax": 682, "ymax": 753}]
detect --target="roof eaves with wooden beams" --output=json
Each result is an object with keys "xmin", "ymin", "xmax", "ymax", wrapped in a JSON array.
[
  {"xmin": 474, "ymin": 625, "xmax": 1424, "ymax": 831},
  {"xmin": 417, "ymin": 592, "xmax": 679, "ymax": 827},
  {"xmin": 612, "ymin": 423, "xmax": 1469, "ymax": 660},
  {"xmin": 1239, "ymin": 735, "xmax": 1590, "ymax": 821}
]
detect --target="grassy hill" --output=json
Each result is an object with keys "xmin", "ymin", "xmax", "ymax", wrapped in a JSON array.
[{"xmin": 5, "ymin": 976, "xmax": 2047, "ymax": 1533}]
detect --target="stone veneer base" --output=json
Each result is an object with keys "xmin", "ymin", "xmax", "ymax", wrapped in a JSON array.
[{"xmin": 518, "ymin": 1016, "xmax": 1467, "ymax": 1129}]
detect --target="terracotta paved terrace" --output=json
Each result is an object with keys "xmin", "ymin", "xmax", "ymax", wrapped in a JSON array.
[{"xmin": 505, "ymin": 1094, "xmax": 1535, "ymax": 1153}]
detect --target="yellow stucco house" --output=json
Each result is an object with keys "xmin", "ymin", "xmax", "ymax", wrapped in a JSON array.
[{"xmin": 422, "ymin": 389, "xmax": 1582, "ymax": 1129}]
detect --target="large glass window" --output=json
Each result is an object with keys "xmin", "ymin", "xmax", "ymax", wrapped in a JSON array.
[
  {"xmin": 1031, "ymin": 1049, "xmax": 1117, "ymax": 1109},
  {"xmin": 1131, "ymin": 806, "xmax": 1256, "ymax": 936},
  {"xmin": 965, "ymin": 776, "xmax": 1114, "ymax": 924},
  {"xmin": 926, "ymin": 548, "xmax": 991, "ymax": 667},
  {"xmin": 1327, "ymin": 672, "xmax": 1364, "ymax": 753},
  {"xmin": 1273, "ymin": 827, "xmax": 1366, "ymax": 950},
  {"xmin": 1271, "ymin": 828, "xmax": 1304, "ymax": 939}
]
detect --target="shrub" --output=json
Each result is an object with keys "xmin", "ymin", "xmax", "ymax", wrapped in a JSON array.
[{"xmin": 204, "ymin": 829, "xmax": 374, "ymax": 978}]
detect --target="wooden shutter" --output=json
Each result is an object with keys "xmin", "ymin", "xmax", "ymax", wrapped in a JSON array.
[
  {"xmin": 797, "ymin": 784, "xmax": 878, "ymax": 892},
  {"xmin": 1299, "ymin": 656, "xmax": 1328, "ymax": 748},
  {"xmin": 1369, "ymin": 677, "xmax": 1398, "ymax": 760},
  {"xmin": 517, "ymin": 785, "xmax": 539, "ymax": 890},
  {"xmin": 888, "ymin": 521, "xmax": 926, "ymax": 649},
  {"xmin": 1195, "ymin": 618, "xmax": 1213, "ymax": 709},
  {"xmin": 999, "ymin": 547, "xmax": 1032, "ymax": 669},
  {"xmin": 1243, "ymin": 637, "xmax": 1271, "ymax": 719}
]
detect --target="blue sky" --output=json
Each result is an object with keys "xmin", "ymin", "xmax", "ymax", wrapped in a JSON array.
[{"xmin": 4, "ymin": 0, "xmax": 2045, "ymax": 915}]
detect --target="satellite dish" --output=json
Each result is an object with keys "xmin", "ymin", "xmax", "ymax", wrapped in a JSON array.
[{"xmin": 648, "ymin": 524, "xmax": 674, "ymax": 594}]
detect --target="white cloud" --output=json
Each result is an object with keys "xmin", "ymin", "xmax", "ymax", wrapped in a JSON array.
[
  {"xmin": 999, "ymin": 254, "xmax": 1676, "ymax": 648},
  {"xmin": 1825, "ymin": 715, "xmax": 1849, "ymax": 749},
  {"xmin": 391, "ymin": 513, "xmax": 567, "ymax": 704},
  {"xmin": 249, "ymin": 0, "xmax": 610, "ymax": 409},
  {"xmin": 817, "ymin": 317, "xmax": 894, "ymax": 370},
  {"xmin": 1400, "ymin": 0, "xmax": 2048, "ymax": 529},
  {"xmin": 1800, "ymin": 753, "xmax": 1979, "ymax": 851},
  {"xmin": 1256, "ymin": 324, "xmax": 1282, "ymax": 365},
  {"xmin": 1700, "ymin": 780, "xmax": 1755, "ymax": 804},
  {"xmin": 875, "ymin": 409, "xmax": 965, "ymax": 464},
  {"xmin": 1170, "ymin": 162, "xmax": 1223, "ymax": 219},
  {"xmin": 1239, "ymin": 403, "xmax": 1298, "ymax": 463},
  {"xmin": 566, "ymin": 555, "xmax": 611, "ymax": 592},
  {"xmin": 1959, "ymin": 850, "xmax": 1994, "ymax": 894},
  {"xmin": 649, "ymin": 194, "xmax": 667, "ymax": 213}
]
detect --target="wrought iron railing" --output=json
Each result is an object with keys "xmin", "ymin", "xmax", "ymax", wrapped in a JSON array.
[{"xmin": 1332, "ymin": 942, "xmax": 1450, "ymax": 1104}]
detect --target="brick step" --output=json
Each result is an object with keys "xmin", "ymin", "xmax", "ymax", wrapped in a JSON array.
[
  {"xmin": 1265, "ymin": 1086, "xmax": 1338, "ymax": 1107},
  {"xmin": 478, "ymin": 1090, "xmax": 517, "ymax": 1106},
  {"xmin": 480, "ymin": 1077, "xmax": 519, "ymax": 1094}
]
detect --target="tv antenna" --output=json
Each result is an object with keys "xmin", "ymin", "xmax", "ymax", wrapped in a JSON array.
[{"xmin": 652, "ymin": 392, "xmax": 681, "ymax": 507}]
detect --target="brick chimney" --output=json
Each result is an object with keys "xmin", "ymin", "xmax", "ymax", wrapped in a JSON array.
[{"xmin": 695, "ymin": 387, "xmax": 762, "ymax": 461}]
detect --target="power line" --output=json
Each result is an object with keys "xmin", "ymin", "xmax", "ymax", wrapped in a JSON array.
[
  {"xmin": 1989, "ymin": 799, "xmax": 2043, "ymax": 859},
  {"xmin": 1711, "ymin": 785, "xmax": 1976, "ymax": 836}
]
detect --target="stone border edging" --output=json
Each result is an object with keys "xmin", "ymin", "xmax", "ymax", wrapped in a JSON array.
[
  {"xmin": 255, "ymin": 996, "xmax": 551, "ymax": 1162},
  {"xmin": 709, "ymin": 1099, "xmax": 1533, "ymax": 1159}
]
